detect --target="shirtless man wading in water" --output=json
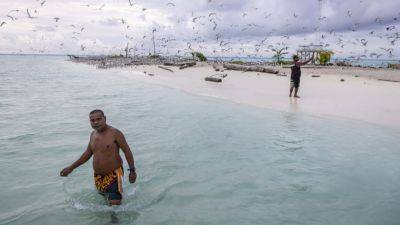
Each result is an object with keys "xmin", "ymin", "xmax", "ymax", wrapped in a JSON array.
[{"xmin": 60, "ymin": 109, "xmax": 137, "ymax": 205}]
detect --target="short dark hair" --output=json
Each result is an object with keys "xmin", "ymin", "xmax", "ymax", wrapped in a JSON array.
[
  {"xmin": 89, "ymin": 109, "xmax": 105, "ymax": 117},
  {"xmin": 293, "ymin": 55, "xmax": 299, "ymax": 60}
]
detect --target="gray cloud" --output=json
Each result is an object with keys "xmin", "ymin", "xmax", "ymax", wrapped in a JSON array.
[
  {"xmin": 98, "ymin": 18, "xmax": 121, "ymax": 26},
  {"xmin": 0, "ymin": 0, "xmax": 399, "ymax": 58},
  {"xmin": 34, "ymin": 25, "xmax": 56, "ymax": 32}
]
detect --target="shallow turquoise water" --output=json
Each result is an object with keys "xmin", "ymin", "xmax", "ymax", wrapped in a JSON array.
[{"xmin": 1, "ymin": 55, "xmax": 400, "ymax": 225}]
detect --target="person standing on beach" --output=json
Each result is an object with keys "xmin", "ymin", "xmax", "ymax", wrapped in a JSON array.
[
  {"xmin": 59, "ymin": 109, "xmax": 137, "ymax": 206},
  {"xmin": 289, "ymin": 54, "xmax": 314, "ymax": 98}
]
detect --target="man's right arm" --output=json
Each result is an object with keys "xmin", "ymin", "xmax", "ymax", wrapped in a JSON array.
[
  {"xmin": 60, "ymin": 143, "xmax": 93, "ymax": 177},
  {"xmin": 69, "ymin": 143, "xmax": 93, "ymax": 170}
]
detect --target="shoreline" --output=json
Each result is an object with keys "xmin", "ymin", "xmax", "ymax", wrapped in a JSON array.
[
  {"xmin": 124, "ymin": 64, "xmax": 400, "ymax": 130},
  {"xmin": 67, "ymin": 55, "xmax": 400, "ymax": 82},
  {"xmin": 68, "ymin": 59, "xmax": 400, "ymax": 130}
]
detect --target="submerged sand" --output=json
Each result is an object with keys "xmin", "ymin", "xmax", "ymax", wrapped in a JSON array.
[{"xmin": 115, "ymin": 64, "xmax": 400, "ymax": 130}]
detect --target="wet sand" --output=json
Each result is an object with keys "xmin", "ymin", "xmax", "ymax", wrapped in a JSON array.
[{"xmin": 114, "ymin": 64, "xmax": 400, "ymax": 130}]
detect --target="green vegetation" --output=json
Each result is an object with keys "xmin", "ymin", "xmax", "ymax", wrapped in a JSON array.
[
  {"xmin": 272, "ymin": 47, "xmax": 289, "ymax": 64},
  {"xmin": 191, "ymin": 52, "xmax": 207, "ymax": 61},
  {"xmin": 109, "ymin": 54, "xmax": 122, "ymax": 58},
  {"xmin": 231, "ymin": 60, "xmax": 245, "ymax": 65},
  {"xmin": 388, "ymin": 63, "xmax": 400, "ymax": 69},
  {"xmin": 279, "ymin": 60, "xmax": 293, "ymax": 65},
  {"xmin": 318, "ymin": 51, "xmax": 334, "ymax": 65}
]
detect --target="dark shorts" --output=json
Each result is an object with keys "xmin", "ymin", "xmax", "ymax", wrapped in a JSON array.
[
  {"xmin": 99, "ymin": 180, "xmax": 122, "ymax": 201},
  {"xmin": 290, "ymin": 78, "xmax": 300, "ymax": 88}
]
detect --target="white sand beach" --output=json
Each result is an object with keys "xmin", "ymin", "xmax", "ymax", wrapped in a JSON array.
[{"xmin": 116, "ymin": 64, "xmax": 400, "ymax": 130}]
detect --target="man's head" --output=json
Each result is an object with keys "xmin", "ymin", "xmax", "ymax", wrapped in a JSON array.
[
  {"xmin": 293, "ymin": 55, "xmax": 300, "ymax": 62},
  {"xmin": 89, "ymin": 109, "xmax": 107, "ymax": 132}
]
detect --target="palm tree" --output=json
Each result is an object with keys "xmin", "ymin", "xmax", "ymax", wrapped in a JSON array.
[{"xmin": 271, "ymin": 47, "xmax": 288, "ymax": 64}]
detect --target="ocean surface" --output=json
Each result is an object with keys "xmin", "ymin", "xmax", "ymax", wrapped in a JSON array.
[{"xmin": 1, "ymin": 55, "xmax": 400, "ymax": 225}]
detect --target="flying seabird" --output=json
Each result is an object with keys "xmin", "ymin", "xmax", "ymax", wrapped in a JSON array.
[
  {"xmin": 7, "ymin": 15, "xmax": 16, "ymax": 21},
  {"xmin": 98, "ymin": 4, "xmax": 105, "ymax": 10},
  {"xmin": 26, "ymin": 9, "xmax": 37, "ymax": 19}
]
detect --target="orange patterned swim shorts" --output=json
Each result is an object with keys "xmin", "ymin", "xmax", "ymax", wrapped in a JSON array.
[{"xmin": 94, "ymin": 167, "xmax": 123, "ymax": 195}]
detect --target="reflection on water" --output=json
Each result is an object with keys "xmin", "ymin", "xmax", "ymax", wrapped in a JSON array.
[{"xmin": 289, "ymin": 97, "xmax": 299, "ymax": 112}]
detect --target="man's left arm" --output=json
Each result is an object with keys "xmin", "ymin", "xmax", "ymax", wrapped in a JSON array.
[{"xmin": 115, "ymin": 129, "xmax": 137, "ymax": 183}]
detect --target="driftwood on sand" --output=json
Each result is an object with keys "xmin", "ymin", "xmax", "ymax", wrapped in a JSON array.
[
  {"xmin": 204, "ymin": 73, "xmax": 227, "ymax": 83},
  {"xmin": 205, "ymin": 77, "xmax": 222, "ymax": 82},
  {"xmin": 212, "ymin": 63, "xmax": 224, "ymax": 71},
  {"xmin": 179, "ymin": 62, "xmax": 196, "ymax": 69},
  {"xmin": 377, "ymin": 79, "xmax": 400, "ymax": 82},
  {"xmin": 163, "ymin": 61, "xmax": 196, "ymax": 69},
  {"xmin": 158, "ymin": 65, "xmax": 174, "ymax": 72},
  {"xmin": 222, "ymin": 63, "xmax": 279, "ymax": 74}
]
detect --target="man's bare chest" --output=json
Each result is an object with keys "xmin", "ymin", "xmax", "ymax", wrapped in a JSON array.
[{"xmin": 91, "ymin": 134, "xmax": 118, "ymax": 153}]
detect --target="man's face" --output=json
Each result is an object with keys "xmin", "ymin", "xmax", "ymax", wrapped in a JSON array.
[{"xmin": 89, "ymin": 112, "xmax": 106, "ymax": 131}]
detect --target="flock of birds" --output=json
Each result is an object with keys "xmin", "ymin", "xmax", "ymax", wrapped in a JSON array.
[{"xmin": 0, "ymin": 0, "xmax": 399, "ymax": 59}]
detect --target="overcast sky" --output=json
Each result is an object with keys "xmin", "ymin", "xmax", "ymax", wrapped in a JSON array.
[{"xmin": 0, "ymin": 0, "xmax": 399, "ymax": 59}]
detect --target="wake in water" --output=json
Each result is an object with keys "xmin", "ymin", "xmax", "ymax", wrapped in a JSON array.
[{"xmin": 61, "ymin": 176, "xmax": 166, "ymax": 214}]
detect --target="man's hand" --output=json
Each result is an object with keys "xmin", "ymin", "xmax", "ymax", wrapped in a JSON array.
[
  {"xmin": 60, "ymin": 166, "xmax": 73, "ymax": 177},
  {"xmin": 129, "ymin": 171, "xmax": 137, "ymax": 183}
]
